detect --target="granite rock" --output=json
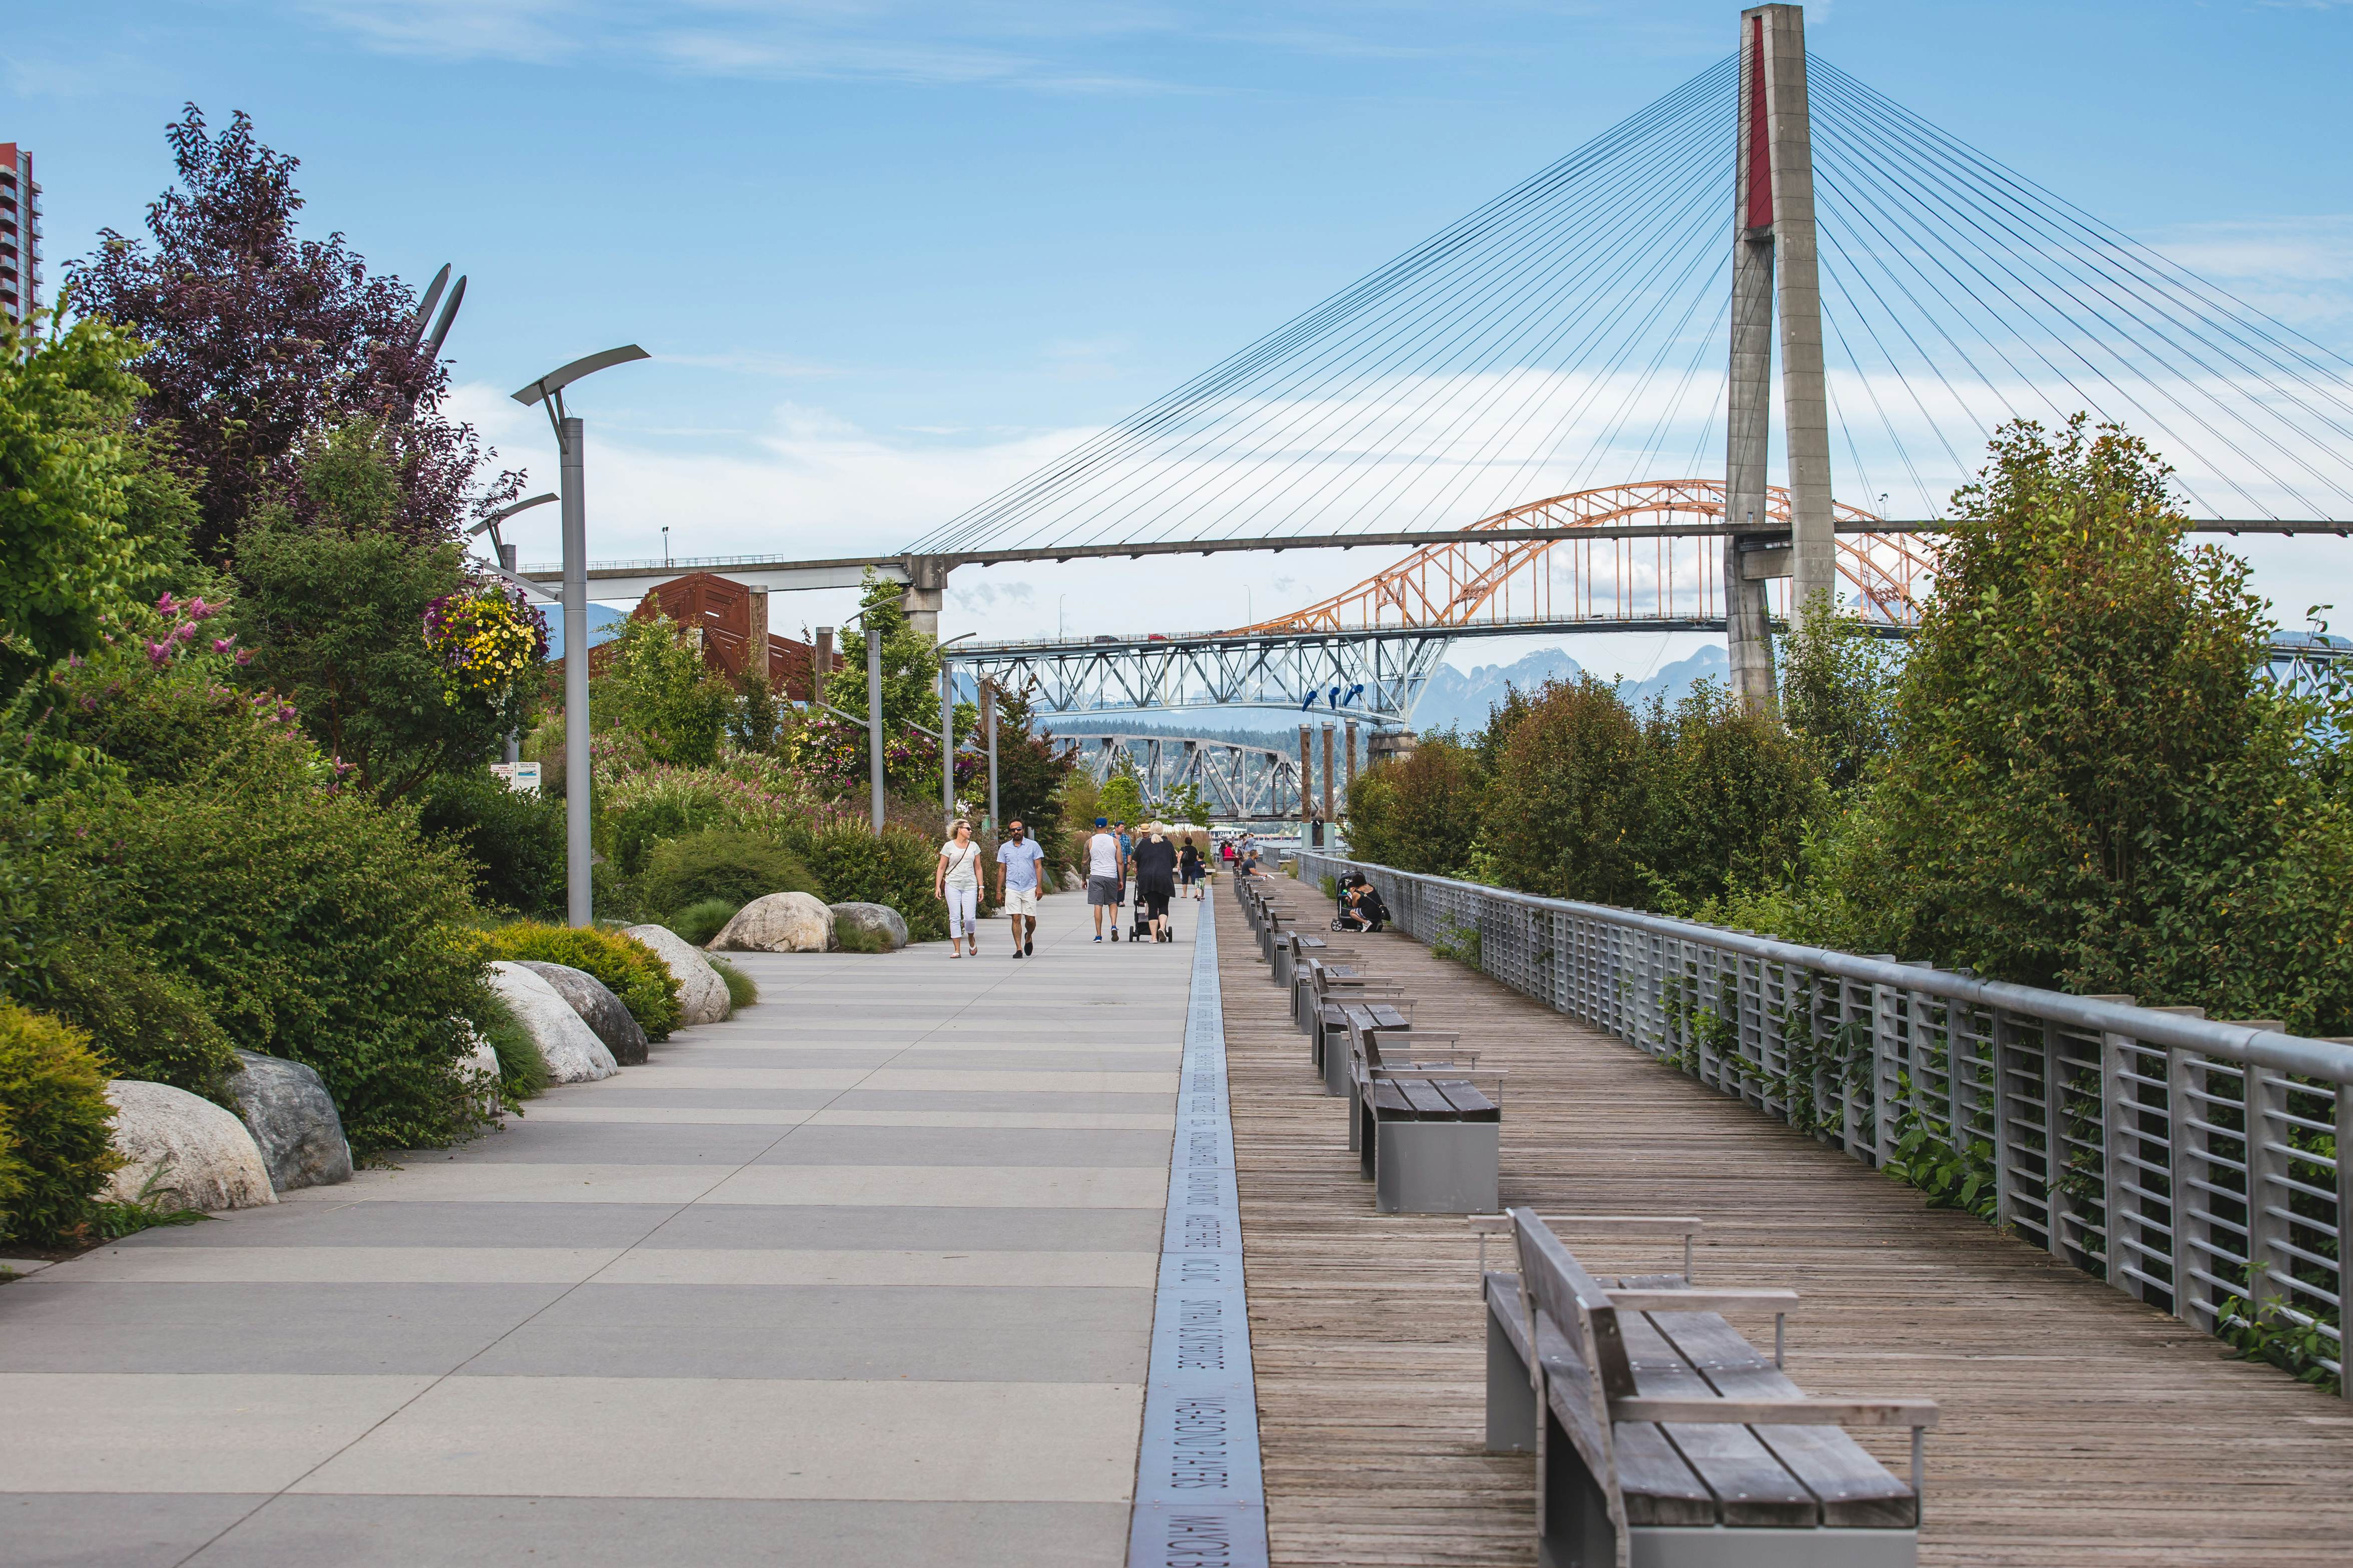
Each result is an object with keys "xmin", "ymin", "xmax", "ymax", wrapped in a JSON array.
[
  {"xmin": 103, "ymin": 1080, "xmax": 276, "ymax": 1213},
  {"xmin": 486, "ymin": 961, "xmax": 619, "ymax": 1083},
  {"xmin": 223, "ymin": 1050, "xmax": 353, "ymax": 1192},
  {"xmin": 620, "ymin": 925, "xmax": 731, "ymax": 1026},
  {"xmin": 517, "ymin": 960, "xmax": 650, "ymax": 1065},
  {"xmin": 709, "ymin": 892, "xmax": 832, "ymax": 955},
  {"xmin": 828, "ymin": 901, "xmax": 910, "ymax": 952}
]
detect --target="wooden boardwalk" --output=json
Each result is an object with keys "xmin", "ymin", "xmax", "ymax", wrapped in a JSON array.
[{"xmin": 1218, "ymin": 879, "xmax": 2353, "ymax": 1567}]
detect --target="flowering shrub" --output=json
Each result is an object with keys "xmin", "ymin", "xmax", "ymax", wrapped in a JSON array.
[
  {"xmin": 793, "ymin": 706, "xmax": 980, "ymax": 801},
  {"xmin": 422, "ymin": 583, "xmax": 548, "ymax": 708}
]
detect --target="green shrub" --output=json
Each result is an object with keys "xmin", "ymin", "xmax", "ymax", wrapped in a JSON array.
[
  {"xmin": 35, "ymin": 939, "xmax": 237, "ymax": 1103},
  {"xmin": 418, "ymin": 770, "xmax": 565, "ymax": 918},
  {"xmin": 637, "ymin": 827, "xmax": 818, "ymax": 915},
  {"xmin": 834, "ymin": 922, "xmax": 890, "ymax": 955},
  {"xmin": 807, "ymin": 821, "xmax": 948, "ymax": 942},
  {"xmin": 672, "ymin": 897, "xmax": 740, "ymax": 948},
  {"xmin": 78, "ymin": 773, "xmax": 492, "ymax": 1155},
  {"xmin": 0, "ymin": 1002, "xmax": 123, "ymax": 1247},
  {"xmin": 707, "ymin": 954, "xmax": 759, "ymax": 1011},
  {"xmin": 482, "ymin": 922, "xmax": 681, "ymax": 1042},
  {"xmin": 473, "ymin": 991, "xmax": 547, "ymax": 1103}
]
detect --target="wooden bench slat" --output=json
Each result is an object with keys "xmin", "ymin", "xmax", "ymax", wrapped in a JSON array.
[
  {"xmin": 1648, "ymin": 1310, "xmax": 1919, "ymax": 1528},
  {"xmin": 1536, "ymin": 1319, "xmax": 1717, "ymax": 1528},
  {"xmin": 1616, "ymin": 1311, "xmax": 1819, "ymax": 1527}
]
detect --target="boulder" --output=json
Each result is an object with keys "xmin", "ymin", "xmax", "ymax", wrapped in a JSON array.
[
  {"xmin": 460, "ymin": 1028, "xmax": 504, "ymax": 1112},
  {"xmin": 829, "ymin": 901, "xmax": 910, "ymax": 952},
  {"xmin": 486, "ymin": 961, "xmax": 619, "ymax": 1083},
  {"xmin": 224, "ymin": 1050, "xmax": 352, "ymax": 1192},
  {"xmin": 517, "ymin": 960, "xmax": 649, "ymax": 1065},
  {"xmin": 621, "ymin": 924, "xmax": 731, "ymax": 1026},
  {"xmin": 103, "ymin": 1080, "xmax": 276, "ymax": 1214},
  {"xmin": 709, "ymin": 892, "xmax": 832, "ymax": 955}
]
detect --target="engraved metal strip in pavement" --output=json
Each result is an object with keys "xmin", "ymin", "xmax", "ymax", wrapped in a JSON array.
[{"xmin": 1127, "ymin": 904, "xmax": 1270, "ymax": 1568}]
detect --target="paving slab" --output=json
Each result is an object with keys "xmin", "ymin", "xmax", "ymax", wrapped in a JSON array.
[{"xmin": 1, "ymin": 890, "xmax": 1193, "ymax": 1566}]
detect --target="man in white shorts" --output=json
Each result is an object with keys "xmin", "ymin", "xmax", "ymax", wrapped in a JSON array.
[
  {"xmin": 996, "ymin": 818, "xmax": 1048, "ymax": 957},
  {"xmin": 1085, "ymin": 816, "xmax": 1123, "ymax": 942}
]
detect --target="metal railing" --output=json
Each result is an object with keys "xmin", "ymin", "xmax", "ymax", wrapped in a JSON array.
[{"xmin": 1294, "ymin": 850, "xmax": 2353, "ymax": 1395}]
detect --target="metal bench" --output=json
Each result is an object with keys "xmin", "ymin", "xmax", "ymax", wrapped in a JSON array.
[
  {"xmin": 1353, "ymin": 1026, "xmax": 1500, "ymax": 1213},
  {"xmin": 1290, "ymin": 949, "xmax": 1363, "ymax": 1029},
  {"xmin": 1487, "ymin": 1208, "xmax": 1935, "ymax": 1568}
]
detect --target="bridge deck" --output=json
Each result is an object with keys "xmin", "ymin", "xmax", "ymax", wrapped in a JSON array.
[{"xmin": 1218, "ymin": 881, "xmax": 2353, "ymax": 1567}]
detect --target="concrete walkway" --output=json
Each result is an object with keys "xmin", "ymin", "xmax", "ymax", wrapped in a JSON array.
[{"xmin": 1, "ymin": 890, "xmax": 1201, "ymax": 1566}]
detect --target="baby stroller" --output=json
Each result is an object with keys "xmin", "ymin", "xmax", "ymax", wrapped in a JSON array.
[
  {"xmin": 1128, "ymin": 882, "xmax": 1154, "ymax": 943},
  {"xmin": 1333, "ymin": 881, "xmax": 1388, "ymax": 934}
]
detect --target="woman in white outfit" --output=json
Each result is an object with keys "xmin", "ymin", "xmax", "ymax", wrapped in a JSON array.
[{"xmin": 935, "ymin": 819, "xmax": 983, "ymax": 957}]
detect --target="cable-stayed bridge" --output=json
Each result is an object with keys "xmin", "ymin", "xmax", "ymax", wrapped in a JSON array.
[{"xmin": 523, "ymin": 3, "xmax": 2353, "ymax": 726}]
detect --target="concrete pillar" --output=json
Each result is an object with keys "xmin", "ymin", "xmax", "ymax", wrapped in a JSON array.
[
  {"xmin": 1756, "ymin": 3, "xmax": 1836, "ymax": 619},
  {"xmin": 980, "ymin": 682, "xmax": 999, "ymax": 831},
  {"xmin": 1298, "ymin": 726, "xmax": 1314, "ymax": 824},
  {"xmin": 1368, "ymin": 730, "xmax": 1417, "ymax": 766},
  {"xmin": 1344, "ymin": 720, "xmax": 1358, "ymax": 797},
  {"xmin": 745, "ymin": 586, "xmax": 770, "ymax": 686},
  {"xmin": 1321, "ymin": 724, "xmax": 1336, "ymax": 825},
  {"xmin": 1725, "ymin": 7, "xmax": 1781, "ymax": 715},
  {"xmin": 812, "ymin": 627, "xmax": 832, "ymax": 709},
  {"xmin": 900, "ymin": 556, "xmax": 950, "ymax": 640}
]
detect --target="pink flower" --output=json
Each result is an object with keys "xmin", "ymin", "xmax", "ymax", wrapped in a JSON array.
[
  {"xmin": 213, "ymin": 637, "xmax": 236, "ymax": 654},
  {"xmin": 145, "ymin": 640, "xmax": 171, "ymax": 666},
  {"xmin": 156, "ymin": 592, "xmax": 176, "ymax": 615},
  {"xmin": 234, "ymin": 650, "xmax": 253, "ymax": 667},
  {"xmin": 173, "ymin": 622, "xmax": 200, "ymax": 644},
  {"xmin": 185, "ymin": 597, "xmax": 217, "ymax": 621},
  {"xmin": 78, "ymin": 696, "xmax": 98, "ymax": 712}
]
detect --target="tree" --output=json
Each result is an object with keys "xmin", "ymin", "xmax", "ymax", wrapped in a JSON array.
[
  {"xmin": 0, "ymin": 310, "xmax": 179, "ymax": 690},
  {"xmin": 229, "ymin": 423, "xmax": 535, "ymax": 800},
  {"xmin": 1778, "ymin": 594, "xmax": 1903, "ymax": 794},
  {"xmin": 1637, "ymin": 679, "xmax": 1825, "ymax": 913},
  {"xmin": 1098, "ymin": 767, "xmax": 1144, "ymax": 827},
  {"xmin": 1842, "ymin": 416, "xmax": 2353, "ymax": 1029},
  {"xmin": 1480, "ymin": 675, "xmax": 1653, "ymax": 904},
  {"xmin": 598, "ymin": 612, "xmax": 733, "ymax": 768},
  {"xmin": 65, "ymin": 105, "xmax": 515, "ymax": 559},
  {"xmin": 1345, "ymin": 735, "xmax": 1485, "ymax": 878}
]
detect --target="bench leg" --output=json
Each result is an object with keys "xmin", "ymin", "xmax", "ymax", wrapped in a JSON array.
[
  {"xmin": 1321, "ymin": 1034, "xmax": 1350, "ymax": 1098},
  {"xmin": 1374, "ymin": 1122, "xmax": 1499, "ymax": 1214},
  {"xmin": 1539, "ymin": 1401, "xmax": 1618, "ymax": 1568},
  {"xmin": 1626, "ymin": 1529, "xmax": 1918, "ymax": 1567},
  {"xmin": 1345, "ymin": 1075, "xmax": 1362, "ymax": 1153},
  {"xmin": 1486, "ymin": 1312, "xmax": 1536, "ymax": 1453}
]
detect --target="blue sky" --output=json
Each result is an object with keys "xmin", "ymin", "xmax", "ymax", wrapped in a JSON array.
[{"xmin": 12, "ymin": 1, "xmax": 2353, "ymax": 677}]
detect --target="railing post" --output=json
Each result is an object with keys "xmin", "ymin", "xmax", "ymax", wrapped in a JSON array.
[
  {"xmin": 2245, "ymin": 1066, "xmax": 2289, "ymax": 1323},
  {"xmin": 1871, "ymin": 972, "xmax": 1900, "ymax": 1167},
  {"xmin": 2097, "ymin": 1017, "xmax": 2146, "ymax": 1302},
  {"xmin": 2041, "ymin": 1019, "xmax": 2070, "ymax": 1261},
  {"xmin": 2166, "ymin": 1046, "xmax": 2216, "ymax": 1329},
  {"xmin": 2337, "ymin": 1072, "xmax": 2352, "ymax": 1401}
]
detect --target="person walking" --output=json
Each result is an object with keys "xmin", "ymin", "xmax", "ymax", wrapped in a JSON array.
[
  {"xmin": 1179, "ymin": 837, "xmax": 1206, "ymax": 901},
  {"xmin": 995, "ymin": 818, "xmax": 1047, "ymax": 957},
  {"xmin": 935, "ymin": 819, "xmax": 984, "ymax": 957},
  {"xmin": 1085, "ymin": 816, "xmax": 1123, "ymax": 943},
  {"xmin": 1131, "ymin": 822, "xmax": 1180, "ymax": 943}
]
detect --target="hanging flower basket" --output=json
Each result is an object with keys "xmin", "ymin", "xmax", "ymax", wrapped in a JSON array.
[{"xmin": 422, "ymin": 583, "xmax": 549, "ymax": 706}]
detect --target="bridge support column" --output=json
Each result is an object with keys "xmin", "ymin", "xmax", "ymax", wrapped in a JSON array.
[{"xmin": 899, "ymin": 555, "xmax": 951, "ymax": 640}]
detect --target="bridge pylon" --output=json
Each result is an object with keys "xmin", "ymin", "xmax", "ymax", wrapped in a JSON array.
[{"xmin": 1727, "ymin": 3, "xmax": 1836, "ymax": 713}]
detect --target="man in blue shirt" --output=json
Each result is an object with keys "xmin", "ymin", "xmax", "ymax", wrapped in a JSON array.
[{"xmin": 995, "ymin": 818, "xmax": 1049, "ymax": 957}]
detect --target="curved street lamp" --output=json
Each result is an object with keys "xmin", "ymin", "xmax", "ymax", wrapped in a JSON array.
[{"xmin": 512, "ymin": 345, "xmax": 650, "ymax": 926}]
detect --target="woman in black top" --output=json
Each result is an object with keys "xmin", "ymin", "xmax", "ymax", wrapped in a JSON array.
[
  {"xmin": 1131, "ymin": 825, "xmax": 1181, "ymax": 943},
  {"xmin": 1178, "ymin": 839, "xmax": 1205, "ymax": 900}
]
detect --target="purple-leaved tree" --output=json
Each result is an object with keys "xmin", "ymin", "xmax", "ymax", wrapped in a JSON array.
[{"xmin": 65, "ymin": 105, "xmax": 516, "ymax": 561}]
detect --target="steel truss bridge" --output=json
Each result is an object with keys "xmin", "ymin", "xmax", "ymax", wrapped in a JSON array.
[{"xmin": 1059, "ymin": 731, "xmax": 1307, "ymax": 819}]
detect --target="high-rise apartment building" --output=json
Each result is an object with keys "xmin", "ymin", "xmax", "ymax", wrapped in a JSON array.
[{"xmin": 0, "ymin": 144, "xmax": 41, "ymax": 328}]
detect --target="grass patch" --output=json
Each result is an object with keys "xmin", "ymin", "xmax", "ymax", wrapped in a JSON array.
[
  {"xmin": 833, "ymin": 923, "xmax": 891, "ymax": 955},
  {"xmin": 672, "ymin": 897, "xmax": 741, "ymax": 947},
  {"xmin": 474, "ymin": 992, "xmax": 548, "ymax": 1103},
  {"xmin": 85, "ymin": 1165, "xmax": 216, "ymax": 1242},
  {"xmin": 706, "ymin": 955, "xmax": 758, "ymax": 1013}
]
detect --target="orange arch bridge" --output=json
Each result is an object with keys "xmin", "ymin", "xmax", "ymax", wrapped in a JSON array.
[{"xmin": 1224, "ymin": 479, "xmax": 1934, "ymax": 636}]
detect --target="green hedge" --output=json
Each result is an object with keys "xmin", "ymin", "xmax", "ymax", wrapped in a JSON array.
[
  {"xmin": 807, "ymin": 822, "xmax": 950, "ymax": 943},
  {"xmin": 35, "ymin": 940, "xmax": 238, "ymax": 1104},
  {"xmin": 418, "ymin": 770, "xmax": 565, "ymax": 919},
  {"xmin": 81, "ymin": 774, "xmax": 492, "ymax": 1154},
  {"xmin": 0, "ymin": 1002, "xmax": 122, "ymax": 1246},
  {"xmin": 482, "ymin": 922, "xmax": 681, "ymax": 1041},
  {"xmin": 637, "ymin": 827, "xmax": 818, "ymax": 918}
]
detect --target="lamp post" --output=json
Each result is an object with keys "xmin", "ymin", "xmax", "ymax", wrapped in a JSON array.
[
  {"xmin": 937, "ymin": 633, "xmax": 977, "ymax": 828},
  {"xmin": 867, "ymin": 614, "xmax": 886, "ymax": 837},
  {"xmin": 511, "ymin": 345, "xmax": 650, "ymax": 927}
]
